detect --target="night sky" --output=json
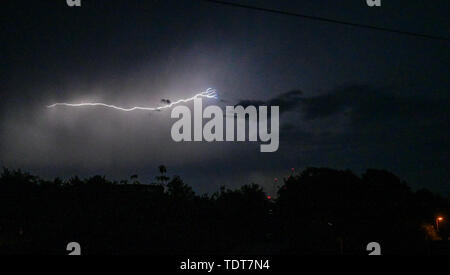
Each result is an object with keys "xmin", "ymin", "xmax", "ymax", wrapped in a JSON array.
[{"xmin": 1, "ymin": 0, "xmax": 449, "ymax": 195}]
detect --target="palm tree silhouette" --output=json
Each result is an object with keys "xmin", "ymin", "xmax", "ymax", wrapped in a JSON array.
[{"xmin": 156, "ymin": 165, "xmax": 169, "ymax": 186}]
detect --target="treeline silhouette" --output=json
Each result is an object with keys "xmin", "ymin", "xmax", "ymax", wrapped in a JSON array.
[{"xmin": 0, "ymin": 166, "xmax": 448, "ymax": 255}]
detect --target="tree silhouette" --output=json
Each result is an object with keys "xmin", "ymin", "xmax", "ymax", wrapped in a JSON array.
[
  {"xmin": 156, "ymin": 165, "xmax": 170, "ymax": 186},
  {"xmin": 0, "ymin": 167, "xmax": 448, "ymax": 255}
]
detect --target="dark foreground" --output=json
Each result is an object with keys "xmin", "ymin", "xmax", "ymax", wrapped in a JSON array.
[{"xmin": 0, "ymin": 167, "xmax": 448, "ymax": 255}]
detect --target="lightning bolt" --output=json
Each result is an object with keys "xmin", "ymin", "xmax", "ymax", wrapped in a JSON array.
[{"xmin": 47, "ymin": 88, "xmax": 218, "ymax": 112}]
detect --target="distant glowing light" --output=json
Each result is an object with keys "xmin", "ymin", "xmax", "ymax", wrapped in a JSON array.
[
  {"xmin": 47, "ymin": 88, "xmax": 218, "ymax": 112},
  {"xmin": 438, "ymin": 217, "xmax": 444, "ymax": 222}
]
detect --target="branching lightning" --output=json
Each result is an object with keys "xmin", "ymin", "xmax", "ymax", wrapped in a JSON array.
[{"xmin": 47, "ymin": 88, "xmax": 218, "ymax": 112}]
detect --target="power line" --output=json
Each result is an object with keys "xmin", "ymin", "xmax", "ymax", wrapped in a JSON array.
[{"xmin": 199, "ymin": 0, "xmax": 450, "ymax": 42}]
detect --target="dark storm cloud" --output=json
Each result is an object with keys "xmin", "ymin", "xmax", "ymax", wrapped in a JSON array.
[
  {"xmin": 298, "ymin": 86, "xmax": 448, "ymax": 124},
  {"xmin": 237, "ymin": 85, "xmax": 449, "ymax": 193},
  {"xmin": 237, "ymin": 90, "xmax": 304, "ymax": 114},
  {"xmin": 246, "ymin": 85, "xmax": 449, "ymax": 168},
  {"xmin": 239, "ymin": 85, "xmax": 448, "ymax": 131}
]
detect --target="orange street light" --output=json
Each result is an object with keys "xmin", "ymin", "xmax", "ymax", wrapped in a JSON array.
[{"xmin": 436, "ymin": 217, "xmax": 445, "ymax": 232}]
